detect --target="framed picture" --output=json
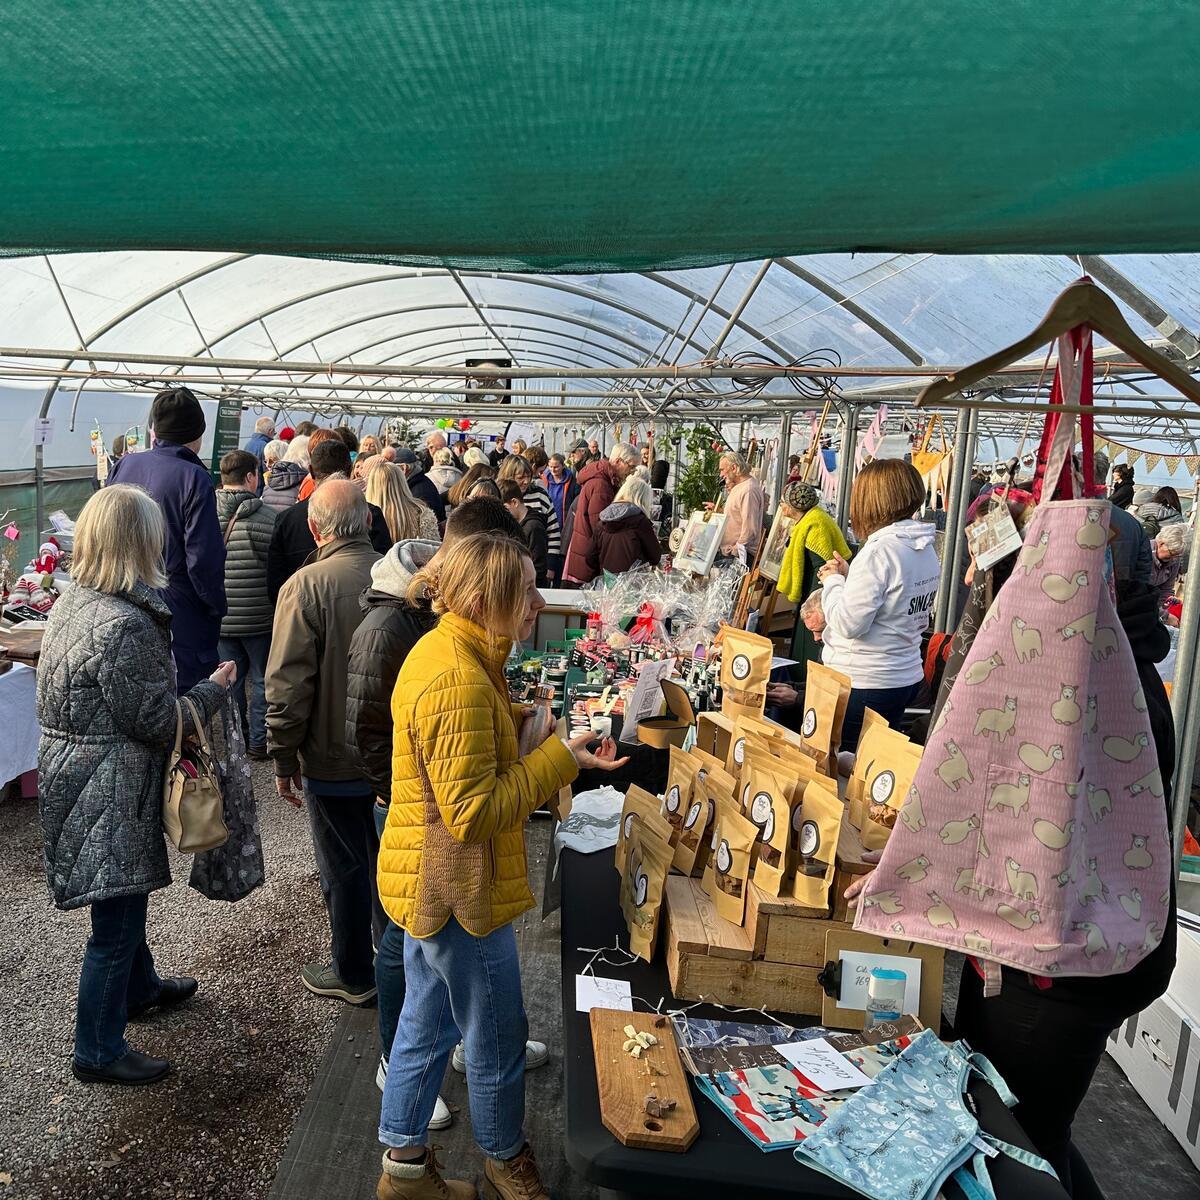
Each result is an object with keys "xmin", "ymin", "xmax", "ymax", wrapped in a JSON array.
[
  {"xmin": 758, "ymin": 508, "xmax": 797, "ymax": 582},
  {"xmin": 674, "ymin": 510, "xmax": 727, "ymax": 576}
]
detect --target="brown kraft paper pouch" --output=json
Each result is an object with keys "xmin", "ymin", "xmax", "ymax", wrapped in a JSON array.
[
  {"xmin": 846, "ymin": 708, "xmax": 890, "ymax": 828},
  {"xmin": 720, "ymin": 628, "xmax": 774, "ymax": 720},
  {"xmin": 620, "ymin": 821, "xmax": 675, "ymax": 961},
  {"xmin": 789, "ymin": 776, "xmax": 842, "ymax": 909},
  {"xmin": 857, "ymin": 727, "xmax": 923, "ymax": 852},
  {"xmin": 676, "ymin": 763, "xmax": 739, "ymax": 878},
  {"xmin": 615, "ymin": 785, "xmax": 674, "ymax": 874},
  {"xmin": 710, "ymin": 804, "xmax": 759, "ymax": 925},
  {"xmin": 798, "ymin": 665, "xmax": 843, "ymax": 774},
  {"xmin": 689, "ymin": 745, "xmax": 727, "ymax": 778},
  {"xmin": 725, "ymin": 714, "xmax": 771, "ymax": 779},
  {"xmin": 746, "ymin": 762, "xmax": 794, "ymax": 895},
  {"xmin": 702, "ymin": 795, "xmax": 740, "ymax": 899},
  {"xmin": 808, "ymin": 662, "xmax": 852, "ymax": 755},
  {"xmin": 662, "ymin": 745, "xmax": 700, "ymax": 837}
]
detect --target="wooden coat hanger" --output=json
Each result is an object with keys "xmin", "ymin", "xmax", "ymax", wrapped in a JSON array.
[{"xmin": 914, "ymin": 278, "xmax": 1200, "ymax": 408}]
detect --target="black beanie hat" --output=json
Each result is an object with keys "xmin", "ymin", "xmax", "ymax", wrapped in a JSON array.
[{"xmin": 149, "ymin": 388, "xmax": 206, "ymax": 445}]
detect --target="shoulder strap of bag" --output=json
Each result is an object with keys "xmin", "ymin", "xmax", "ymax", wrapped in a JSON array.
[
  {"xmin": 169, "ymin": 700, "xmax": 184, "ymax": 767},
  {"xmin": 223, "ymin": 512, "xmax": 239, "ymax": 545},
  {"xmin": 1034, "ymin": 326, "xmax": 1093, "ymax": 502}
]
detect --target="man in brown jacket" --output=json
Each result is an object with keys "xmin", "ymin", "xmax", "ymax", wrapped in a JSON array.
[
  {"xmin": 562, "ymin": 442, "xmax": 639, "ymax": 583},
  {"xmin": 266, "ymin": 479, "xmax": 383, "ymax": 1005}
]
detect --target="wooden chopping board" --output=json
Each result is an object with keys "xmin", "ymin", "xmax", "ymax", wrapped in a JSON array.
[
  {"xmin": 589, "ymin": 1008, "xmax": 699, "ymax": 1153},
  {"xmin": 0, "ymin": 628, "xmax": 44, "ymax": 662}
]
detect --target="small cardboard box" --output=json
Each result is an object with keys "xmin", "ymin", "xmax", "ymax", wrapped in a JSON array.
[
  {"xmin": 638, "ymin": 679, "xmax": 695, "ymax": 750},
  {"xmin": 1107, "ymin": 990, "xmax": 1200, "ymax": 1169}
]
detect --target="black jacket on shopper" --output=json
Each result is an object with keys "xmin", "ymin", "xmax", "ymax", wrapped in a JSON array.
[
  {"xmin": 345, "ymin": 541, "xmax": 439, "ymax": 799},
  {"xmin": 266, "ymin": 495, "xmax": 392, "ymax": 602}
]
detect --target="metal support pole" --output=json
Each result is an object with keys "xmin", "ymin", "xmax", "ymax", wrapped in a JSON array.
[
  {"xmin": 934, "ymin": 407, "xmax": 974, "ymax": 633},
  {"xmin": 705, "ymin": 260, "xmax": 775, "ymax": 358},
  {"xmin": 943, "ymin": 407, "xmax": 979, "ymax": 634},
  {"xmin": 672, "ymin": 430, "xmax": 683, "ymax": 518},
  {"xmin": 772, "ymin": 412, "xmax": 793, "ymax": 512},
  {"xmin": 834, "ymin": 407, "xmax": 857, "ymax": 531},
  {"xmin": 1170, "ymin": 538, "xmax": 1200, "ymax": 874}
]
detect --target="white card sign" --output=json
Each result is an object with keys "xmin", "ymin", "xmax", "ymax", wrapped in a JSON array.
[
  {"xmin": 34, "ymin": 417, "xmax": 55, "ymax": 446},
  {"xmin": 838, "ymin": 951, "xmax": 922, "ymax": 1016},
  {"xmin": 774, "ymin": 1037, "xmax": 872, "ymax": 1091},
  {"xmin": 574, "ymin": 974, "xmax": 633, "ymax": 1013},
  {"xmin": 966, "ymin": 503, "xmax": 1023, "ymax": 573}
]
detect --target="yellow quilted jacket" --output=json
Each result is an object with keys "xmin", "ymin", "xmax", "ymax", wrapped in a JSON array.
[{"xmin": 378, "ymin": 611, "xmax": 578, "ymax": 938}]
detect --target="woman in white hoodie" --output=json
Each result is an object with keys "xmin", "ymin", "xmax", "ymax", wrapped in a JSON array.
[{"xmin": 818, "ymin": 459, "xmax": 940, "ymax": 750}]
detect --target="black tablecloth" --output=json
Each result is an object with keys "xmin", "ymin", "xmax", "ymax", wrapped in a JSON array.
[{"xmin": 558, "ymin": 847, "xmax": 1068, "ymax": 1200}]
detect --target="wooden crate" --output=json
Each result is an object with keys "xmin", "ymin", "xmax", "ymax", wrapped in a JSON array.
[
  {"xmin": 695, "ymin": 711, "xmax": 734, "ymax": 763},
  {"xmin": 666, "ymin": 943, "xmax": 824, "ymax": 1015}
]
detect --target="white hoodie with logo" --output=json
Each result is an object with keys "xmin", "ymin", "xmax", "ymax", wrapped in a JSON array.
[{"xmin": 820, "ymin": 519, "xmax": 940, "ymax": 690}]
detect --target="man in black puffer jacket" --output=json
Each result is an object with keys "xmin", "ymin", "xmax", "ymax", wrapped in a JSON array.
[{"xmin": 345, "ymin": 497, "xmax": 535, "ymax": 1115}]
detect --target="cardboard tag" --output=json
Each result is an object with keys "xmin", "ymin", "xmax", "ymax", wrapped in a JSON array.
[
  {"xmin": 966, "ymin": 502, "xmax": 1022, "ymax": 573},
  {"xmin": 838, "ymin": 951, "xmax": 922, "ymax": 1015}
]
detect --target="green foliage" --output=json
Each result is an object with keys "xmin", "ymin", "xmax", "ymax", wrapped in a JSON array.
[{"xmin": 674, "ymin": 424, "xmax": 724, "ymax": 521}]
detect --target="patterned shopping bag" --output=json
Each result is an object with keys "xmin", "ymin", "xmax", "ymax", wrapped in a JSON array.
[{"xmin": 855, "ymin": 330, "xmax": 1171, "ymax": 979}]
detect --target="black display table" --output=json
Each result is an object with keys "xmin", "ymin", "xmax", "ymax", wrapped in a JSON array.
[{"xmin": 558, "ymin": 847, "xmax": 1068, "ymax": 1200}]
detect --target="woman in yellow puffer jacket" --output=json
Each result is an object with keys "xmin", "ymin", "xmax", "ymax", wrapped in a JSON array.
[{"xmin": 375, "ymin": 531, "xmax": 626, "ymax": 1200}]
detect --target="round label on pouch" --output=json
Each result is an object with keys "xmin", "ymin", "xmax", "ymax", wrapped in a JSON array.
[
  {"xmin": 801, "ymin": 708, "xmax": 818, "ymax": 738},
  {"xmin": 793, "ymin": 806, "xmax": 805, "ymax": 833},
  {"xmin": 684, "ymin": 801, "xmax": 703, "ymax": 829},
  {"xmin": 733, "ymin": 738, "xmax": 746, "ymax": 765},
  {"xmin": 634, "ymin": 866, "xmax": 648, "ymax": 907},
  {"xmin": 762, "ymin": 808, "xmax": 775, "ymax": 843},
  {"xmin": 665, "ymin": 785, "xmax": 681, "ymax": 813},
  {"xmin": 623, "ymin": 814, "xmax": 636, "ymax": 840},
  {"xmin": 731, "ymin": 653, "xmax": 751, "ymax": 681},
  {"xmin": 716, "ymin": 840, "xmax": 732, "ymax": 873},
  {"xmin": 750, "ymin": 791, "xmax": 773, "ymax": 827},
  {"xmin": 799, "ymin": 819, "xmax": 820, "ymax": 857},
  {"xmin": 871, "ymin": 769, "xmax": 897, "ymax": 805}
]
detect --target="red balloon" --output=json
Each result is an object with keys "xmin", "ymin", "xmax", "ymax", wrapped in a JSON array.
[{"xmin": 459, "ymin": 419, "xmax": 471, "ymax": 430}]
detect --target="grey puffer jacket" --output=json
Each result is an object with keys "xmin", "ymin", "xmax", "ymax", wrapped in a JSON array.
[
  {"xmin": 217, "ymin": 489, "xmax": 276, "ymax": 637},
  {"xmin": 37, "ymin": 583, "xmax": 224, "ymax": 910},
  {"xmin": 262, "ymin": 460, "xmax": 306, "ymax": 513}
]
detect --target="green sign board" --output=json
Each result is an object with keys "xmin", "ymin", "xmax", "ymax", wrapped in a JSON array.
[{"xmin": 209, "ymin": 396, "xmax": 243, "ymax": 484}]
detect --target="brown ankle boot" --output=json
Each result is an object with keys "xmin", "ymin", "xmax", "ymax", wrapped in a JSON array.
[
  {"xmin": 377, "ymin": 1148, "xmax": 475, "ymax": 1200},
  {"xmin": 480, "ymin": 1144, "xmax": 548, "ymax": 1200}
]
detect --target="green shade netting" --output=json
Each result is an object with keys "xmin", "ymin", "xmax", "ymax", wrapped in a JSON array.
[{"xmin": 3, "ymin": 1, "xmax": 1200, "ymax": 272}]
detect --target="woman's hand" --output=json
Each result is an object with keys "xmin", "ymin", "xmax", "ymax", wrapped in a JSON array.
[
  {"xmin": 568, "ymin": 731, "xmax": 630, "ymax": 772},
  {"xmin": 842, "ymin": 850, "xmax": 882, "ymax": 902},
  {"xmin": 818, "ymin": 552, "xmax": 850, "ymax": 582},
  {"xmin": 209, "ymin": 660, "xmax": 238, "ymax": 687},
  {"xmin": 765, "ymin": 682, "xmax": 799, "ymax": 707}
]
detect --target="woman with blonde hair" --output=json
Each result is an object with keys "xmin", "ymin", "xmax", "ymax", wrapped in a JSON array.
[
  {"xmin": 462, "ymin": 445, "xmax": 490, "ymax": 470},
  {"xmin": 37, "ymin": 485, "xmax": 236, "ymax": 1086},
  {"xmin": 447, "ymin": 462, "xmax": 496, "ymax": 508},
  {"xmin": 817, "ymin": 458, "xmax": 939, "ymax": 749},
  {"xmin": 359, "ymin": 433, "xmax": 383, "ymax": 460},
  {"xmin": 366, "ymin": 462, "xmax": 439, "ymax": 544},
  {"xmin": 375, "ymin": 532, "xmax": 625, "ymax": 1199}
]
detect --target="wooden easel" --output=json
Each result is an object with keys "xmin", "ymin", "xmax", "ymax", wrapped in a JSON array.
[{"xmin": 799, "ymin": 399, "xmax": 833, "ymax": 482}]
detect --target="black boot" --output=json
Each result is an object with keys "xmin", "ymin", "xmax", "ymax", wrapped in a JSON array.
[
  {"xmin": 73, "ymin": 1050, "xmax": 170, "ymax": 1087},
  {"xmin": 128, "ymin": 976, "xmax": 198, "ymax": 1018}
]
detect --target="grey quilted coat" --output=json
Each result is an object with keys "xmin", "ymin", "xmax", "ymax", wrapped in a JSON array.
[
  {"xmin": 216, "ymin": 488, "xmax": 275, "ymax": 638},
  {"xmin": 37, "ymin": 582, "xmax": 224, "ymax": 910}
]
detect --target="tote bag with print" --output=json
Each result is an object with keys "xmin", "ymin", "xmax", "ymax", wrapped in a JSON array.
[{"xmin": 855, "ymin": 330, "xmax": 1171, "ymax": 981}]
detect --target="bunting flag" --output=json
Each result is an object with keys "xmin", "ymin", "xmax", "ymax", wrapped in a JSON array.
[
  {"xmin": 1187, "ymin": 455, "xmax": 1200, "ymax": 473},
  {"xmin": 1165, "ymin": 455, "xmax": 1182, "ymax": 475},
  {"xmin": 1125, "ymin": 448, "xmax": 1142, "ymax": 467},
  {"xmin": 1142, "ymin": 452, "xmax": 1162, "ymax": 472},
  {"xmin": 817, "ymin": 453, "xmax": 838, "ymax": 504}
]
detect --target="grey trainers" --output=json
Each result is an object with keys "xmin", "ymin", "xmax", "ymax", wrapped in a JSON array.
[
  {"xmin": 451, "ymin": 1040, "xmax": 549, "ymax": 1074},
  {"xmin": 301, "ymin": 961, "xmax": 377, "ymax": 1005}
]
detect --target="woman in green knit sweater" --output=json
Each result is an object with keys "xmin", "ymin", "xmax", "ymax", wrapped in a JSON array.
[{"xmin": 775, "ymin": 482, "xmax": 851, "ymax": 686}]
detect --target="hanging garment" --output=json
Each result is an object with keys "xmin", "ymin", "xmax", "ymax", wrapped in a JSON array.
[
  {"xmin": 855, "ymin": 331, "xmax": 1172, "ymax": 982},
  {"xmin": 794, "ymin": 1029, "xmax": 1057, "ymax": 1200}
]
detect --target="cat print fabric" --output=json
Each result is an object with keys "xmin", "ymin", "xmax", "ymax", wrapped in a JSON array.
[{"xmin": 855, "ymin": 499, "xmax": 1171, "ymax": 979}]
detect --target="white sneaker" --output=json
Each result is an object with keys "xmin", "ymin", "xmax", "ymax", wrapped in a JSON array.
[
  {"xmin": 451, "ymin": 1039, "xmax": 549, "ymax": 1074},
  {"xmin": 376, "ymin": 1054, "xmax": 453, "ymax": 1130}
]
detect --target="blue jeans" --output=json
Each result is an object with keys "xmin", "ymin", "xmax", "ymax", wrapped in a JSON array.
[
  {"xmin": 74, "ymin": 893, "xmax": 163, "ymax": 1068},
  {"xmin": 374, "ymin": 802, "xmax": 405, "ymax": 1056},
  {"xmin": 380, "ymin": 919, "xmax": 527, "ymax": 1159},
  {"xmin": 841, "ymin": 682, "xmax": 921, "ymax": 752},
  {"xmin": 218, "ymin": 634, "xmax": 271, "ymax": 749}
]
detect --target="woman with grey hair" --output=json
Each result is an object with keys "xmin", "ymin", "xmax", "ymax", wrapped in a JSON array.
[
  {"xmin": 37, "ymin": 485, "xmax": 236, "ymax": 1086},
  {"xmin": 264, "ymin": 434, "xmax": 310, "ymax": 513}
]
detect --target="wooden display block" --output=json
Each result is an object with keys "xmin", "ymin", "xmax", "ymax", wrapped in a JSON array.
[
  {"xmin": 696, "ymin": 711, "xmax": 734, "ymax": 763},
  {"xmin": 665, "ymin": 876, "xmax": 753, "ymax": 960},
  {"xmin": 835, "ymin": 811, "xmax": 872, "ymax": 875},
  {"xmin": 744, "ymin": 882, "xmax": 827, "ymax": 955},
  {"xmin": 589, "ymin": 1008, "xmax": 699, "ymax": 1152},
  {"xmin": 666, "ymin": 945, "xmax": 824, "ymax": 1016},
  {"xmin": 820, "ymin": 929, "xmax": 946, "ymax": 1034}
]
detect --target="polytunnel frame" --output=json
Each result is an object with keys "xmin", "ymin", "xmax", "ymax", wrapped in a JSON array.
[{"xmin": 19, "ymin": 249, "xmax": 1200, "ymax": 881}]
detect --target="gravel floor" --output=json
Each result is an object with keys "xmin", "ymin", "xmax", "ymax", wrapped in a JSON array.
[{"xmin": 0, "ymin": 760, "xmax": 339, "ymax": 1200}]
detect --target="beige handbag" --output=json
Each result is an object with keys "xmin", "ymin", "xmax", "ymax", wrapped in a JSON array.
[{"xmin": 162, "ymin": 696, "xmax": 228, "ymax": 853}]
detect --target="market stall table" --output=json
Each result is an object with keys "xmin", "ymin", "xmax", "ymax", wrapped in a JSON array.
[
  {"xmin": 559, "ymin": 846, "xmax": 1070, "ymax": 1200},
  {"xmin": 0, "ymin": 662, "xmax": 39, "ymax": 793}
]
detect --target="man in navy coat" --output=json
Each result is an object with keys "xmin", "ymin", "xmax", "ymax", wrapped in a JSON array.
[{"xmin": 110, "ymin": 388, "xmax": 227, "ymax": 691}]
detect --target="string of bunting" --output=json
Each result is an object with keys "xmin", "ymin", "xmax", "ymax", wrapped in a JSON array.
[{"xmin": 1093, "ymin": 433, "xmax": 1199, "ymax": 476}]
